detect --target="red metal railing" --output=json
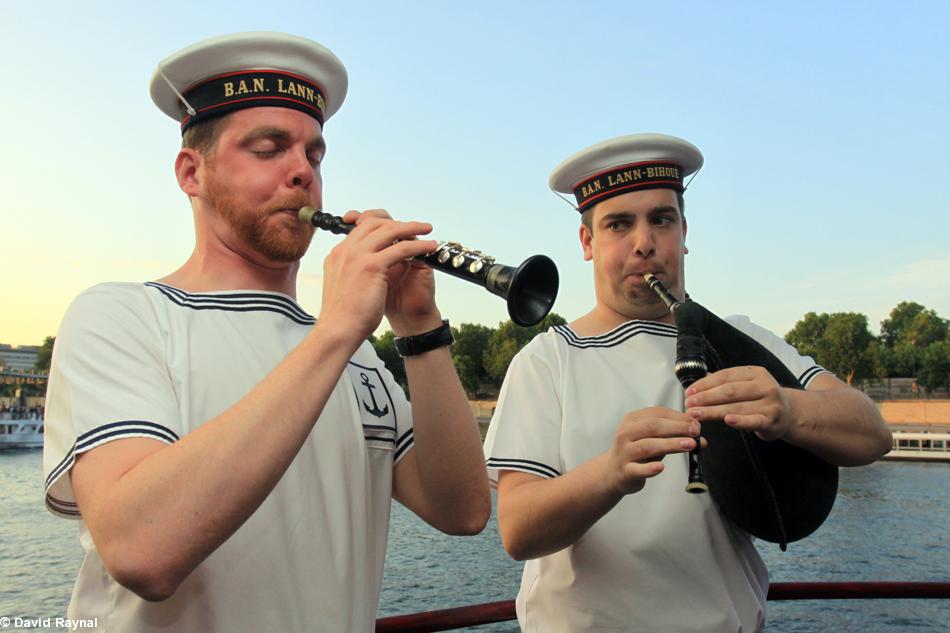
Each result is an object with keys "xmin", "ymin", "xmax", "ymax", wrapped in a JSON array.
[{"xmin": 375, "ymin": 582, "xmax": 950, "ymax": 633}]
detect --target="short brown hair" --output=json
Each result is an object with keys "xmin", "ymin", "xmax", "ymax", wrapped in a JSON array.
[
  {"xmin": 580, "ymin": 190, "xmax": 686, "ymax": 232},
  {"xmin": 181, "ymin": 113, "xmax": 234, "ymax": 155}
]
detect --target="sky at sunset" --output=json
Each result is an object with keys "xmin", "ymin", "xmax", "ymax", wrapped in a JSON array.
[{"xmin": 2, "ymin": 0, "xmax": 948, "ymax": 347}]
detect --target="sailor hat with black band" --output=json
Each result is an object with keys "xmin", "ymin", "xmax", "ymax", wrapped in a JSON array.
[
  {"xmin": 149, "ymin": 32, "xmax": 348, "ymax": 133},
  {"xmin": 549, "ymin": 133, "xmax": 704, "ymax": 213}
]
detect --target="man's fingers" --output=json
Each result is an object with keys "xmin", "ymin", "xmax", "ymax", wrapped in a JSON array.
[
  {"xmin": 341, "ymin": 209, "xmax": 361, "ymax": 224},
  {"xmin": 623, "ymin": 461, "xmax": 664, "ymax": 480},
  {"xmin": 689, "ymin": 404, "xmax": 772, "ymax": 433},
  {"xmin": 378, "ymin": 239, "xmax": 439, "ymax": 267},
  {"xmin": 623, "ymin": 407, "xmax": 694, "ymax": 427},
  {"xmin": 687, "ymin": 366, "xmax": 762, "ymax": 395},
  {"xmin": 685, "ymin": 380, "xmax": 761, "ymax": 408},
  {"xmin": 723, "ymin": 413, "xmax": 769, "ymax": 429},
  {"xmin": 619, "ymin": 416, "xmax": 698, "ymax": 441},
  {"xmin": 687, "ymin": 400, "xmax": 755, "ymax": 422},
  {"xmin": 623, "ymin": 437, "xmax": 696, "ymax": 462},
  {"xmin": 347, "ymin": 208, "xmax": 394, "ymax": 224},
  {"xmin": 350, "ymin": 218, "xmax": 434, "ymax": 252}
]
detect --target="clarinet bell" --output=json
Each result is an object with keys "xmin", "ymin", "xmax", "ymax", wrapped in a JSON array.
[{"xmin": 485, "ymin": 255, "xmax": 559, "ymax": 327}]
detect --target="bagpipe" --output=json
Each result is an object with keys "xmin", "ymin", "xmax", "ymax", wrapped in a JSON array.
[{"xmin": 645, "ymin": 274, "xmax": 838, "ymax": 550}]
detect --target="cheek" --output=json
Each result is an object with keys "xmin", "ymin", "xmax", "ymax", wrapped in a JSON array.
[
  {"xmin": 600, "ymin": 244, "xmax": 625, "ymax": 269},
  {"xmin": 236, "ymin": 168, "xmax": 283, "ymax": 199},
  {"xmin": 592, "ymin": 249, "xmax": 621, "ymax": 281},
  {"xmin": 663, "ymin": 240, "xmax": 686, "ymax": 263}
]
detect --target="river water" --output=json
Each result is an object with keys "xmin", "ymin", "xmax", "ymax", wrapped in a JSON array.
[{"xmin": 1, "ymin": 450, "xmax": 947, "ymax": 632}]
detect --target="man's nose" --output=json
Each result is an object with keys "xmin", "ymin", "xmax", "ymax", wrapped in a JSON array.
[
  {"xmin": 632, "ymin": 225, "xmax": 655, "ymax": 257},
  {"xmin": 287, "ymin": 150, "xmax": 314, "ymax": 189}
]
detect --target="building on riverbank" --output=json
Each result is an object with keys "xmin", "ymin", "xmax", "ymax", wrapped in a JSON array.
[
  {"xmin": 0, "ymin": 344, "xmax": 40, "ymax": 372},
  {"xmin": 879, "ymin": 399, "xmax": 950, "ymax": 461}
]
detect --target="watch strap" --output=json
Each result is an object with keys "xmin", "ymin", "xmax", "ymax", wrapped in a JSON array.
[{"xmin": 394, "ymin": 319, "xmax": 454, "ymax": 357}]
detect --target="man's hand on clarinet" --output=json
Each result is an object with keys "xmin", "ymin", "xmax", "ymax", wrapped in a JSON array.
[
  {"xmin": 319, "ymin": 209, "xmax": 439, "ymax": 341},
  {"xmin": 683, "ymin": 365, "xmax": 794, "ymax": 442},
  {"xmin": 352, "ymin": 209, "xmax": 443, "ymax": 336},
  {"xmin": 605, "ymin": 407, "xmax": 701, "ymax": 495}
]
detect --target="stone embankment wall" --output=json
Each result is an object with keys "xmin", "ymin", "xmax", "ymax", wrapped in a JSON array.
[
  {"xmin": 880, "ymin": 400, "xmax": 950, "ymax": 428},
  {"xmin": 469, "ymin": 400, "xmax": 497, "ymax": 424}
]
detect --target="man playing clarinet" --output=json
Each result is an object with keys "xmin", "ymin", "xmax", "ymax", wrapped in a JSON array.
[
  {"xmin": 484, "ymin": 133, "xmax": 891, "ymax": 632},
  {"xmin": 42, "ymin": 32, "xmax": 489, "ymax": 633}
]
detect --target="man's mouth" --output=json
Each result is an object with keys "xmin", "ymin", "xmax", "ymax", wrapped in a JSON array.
[{"xmin": 626, "ymin": 269, "xmax": 660, "ymax": 279}]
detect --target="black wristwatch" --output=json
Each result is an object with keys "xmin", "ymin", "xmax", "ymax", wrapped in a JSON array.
[{"xmin": 394, "ymin": 319, "xmax": 454, "ymax": 357}]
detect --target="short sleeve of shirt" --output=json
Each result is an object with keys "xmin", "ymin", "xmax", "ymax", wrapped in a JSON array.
[
  {"xmin": 483, "ymin": 333, "xmax": 563, "ymax": 487},
  {"xmin": 346, "ymin": 340, "xmax": 414, "ymax": 466},
  {"xmin": 43, "ymin": 284, "xmax": 182, "ymax": 518},
  {"xmin": 725, "ymin": 314, "xmax": 829, "ymax": 388}
]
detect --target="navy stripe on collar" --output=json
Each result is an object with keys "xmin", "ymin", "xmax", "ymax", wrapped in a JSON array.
[
  {"xmin": 554, "ymin": 321, "xmax": 677, "ymax": 348},
  {"xmin": 146, "ymin": 282, "xmax": 315, "ymax": 325}
]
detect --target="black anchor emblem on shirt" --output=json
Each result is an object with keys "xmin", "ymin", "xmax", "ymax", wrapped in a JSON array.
[{"xmin": 360, "ymin": 372, "xmax": 389, "ymax": 418}]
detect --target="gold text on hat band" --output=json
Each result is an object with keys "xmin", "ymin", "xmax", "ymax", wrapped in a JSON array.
[{"xmin": 573, "ymin": 160, "xmax": 684, "ymax": 211}]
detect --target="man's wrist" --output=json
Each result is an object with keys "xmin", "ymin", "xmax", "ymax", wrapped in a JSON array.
[
  {"xmin": 304, "ymin": 319, "xmax": 367, "ymax": 364},
  {"xmin": 389, "ymin": 311, "xmax": 444, "ymax": 338},
  {"xmin": 777, "ymin": 387, "xmax": 806, "ymax": 443},
  {"xmin": 394, "ymin": 319, "xmax": 454, "ymax": 357}
]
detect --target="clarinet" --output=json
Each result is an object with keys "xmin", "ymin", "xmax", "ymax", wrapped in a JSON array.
[
  {"xmin": 299, "ymin": 207, "xmax": 559, "ymax": 327},
  {"xmin": 643, "ymin": 273, "xmax": 709, "ymax": 493}
]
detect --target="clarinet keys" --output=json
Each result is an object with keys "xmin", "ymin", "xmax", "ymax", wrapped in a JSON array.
[{"xmin": 299, "ymin": 207, "xmax": 559, "ymax": 326}]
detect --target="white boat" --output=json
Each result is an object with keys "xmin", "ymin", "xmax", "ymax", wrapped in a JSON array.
[
  {"xmin": 0, "ymin": 417, "xmax": 44, "ymax": 449},
  {"xmin": 883, "ymin": 430, "xmax": 950, "ymax": 462}
]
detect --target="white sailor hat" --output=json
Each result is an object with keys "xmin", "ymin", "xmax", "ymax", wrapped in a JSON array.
[
  {"xmin": 549, "ymin": 133, "xmax": 704, "ymax": 213},
  {"xmin": 149, "ymin": 32, "xmax": 348, "ymax": 133}
]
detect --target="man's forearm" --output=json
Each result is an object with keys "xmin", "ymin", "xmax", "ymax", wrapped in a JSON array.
[
  {"xmin": 401, "ymin": 345, "xmax": 491, "ymax": 532},
  {"xmin": 497, "ymin": 456, "xmax": 623, "ymax": 561},
  {"xmin": 784, "ymin": 378, "xmax": 892, "ymax": 467}
]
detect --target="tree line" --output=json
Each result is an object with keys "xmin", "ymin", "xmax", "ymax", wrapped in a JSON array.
[
  {"xmin": 21, "ymin": 300, "xmax": 950, "ymax": 400},
  {"xmin": 370, "ymin": 313, "xmax": 566, "ymax": 397},
  {"xmin": 785, "ymin": 301, "xmax": 950, "ymax": 393},
  {"xmin": 373, "ymin": 300, "xmax": 950, "ymax": 398}
]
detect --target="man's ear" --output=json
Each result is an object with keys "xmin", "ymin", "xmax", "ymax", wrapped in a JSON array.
[
  {"xmin": 579, "ymin": 223, "xmax": 593, "ymax": 261},
  {"xmin": 175, "ymin": 148, "xmax": 203, "ymax": 197}
]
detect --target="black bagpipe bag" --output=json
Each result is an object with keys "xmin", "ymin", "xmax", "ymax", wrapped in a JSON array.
[{"xmin": 675, "ymin": 300, "xmax": 839, "ymax": 550}]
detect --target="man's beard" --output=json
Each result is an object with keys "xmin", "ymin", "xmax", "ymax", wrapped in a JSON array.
[{"xmin": 206, "ymin": 169, "xmax": 315, "ymax": 263}]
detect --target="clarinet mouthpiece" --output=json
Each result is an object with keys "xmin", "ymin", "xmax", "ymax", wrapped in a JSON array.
[{"xmin": 299, "ymin": 206, "xmax": 318, "ymax": 225}]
